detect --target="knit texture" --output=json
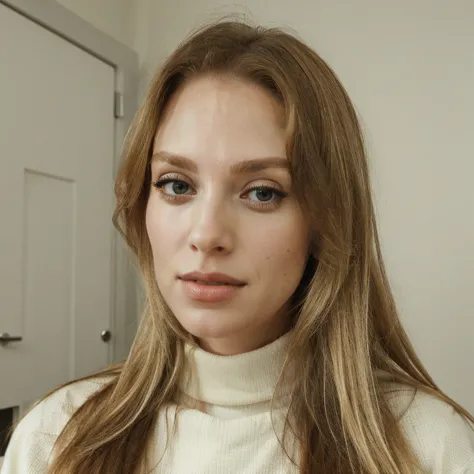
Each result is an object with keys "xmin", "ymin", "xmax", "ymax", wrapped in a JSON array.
[{"xmin": 2, "ymin": 332, "xmax": 474, "ymax": 473}]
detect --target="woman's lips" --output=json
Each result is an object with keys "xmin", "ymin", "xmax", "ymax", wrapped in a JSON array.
[
  {"xmin": 179, "ymin": 279, "xmax": 245, "ymax": 303},
  {"xmin": 179, "ymin": 271, "xmax": 246, "ymax": 286}
]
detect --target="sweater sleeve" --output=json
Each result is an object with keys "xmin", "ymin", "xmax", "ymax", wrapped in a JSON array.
[
  {"xmin": 461, "ymin": 457, "xmax": 474, "ymax": 473},
  {"xmin": 1, "ymin": 414, "xmax": 55, "ymax": 474},
  {"xmin": 388, "ymin": 387, "xmax": 474, "ymax": 473},
  {"xmin": 1, "ymin": 378, "xmax": 107, "ymax": 474}
]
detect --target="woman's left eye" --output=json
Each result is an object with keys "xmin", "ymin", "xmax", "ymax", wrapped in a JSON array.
[{"xmin": 245, "ymin": 186, "xmax": 288, "ymax": 205}]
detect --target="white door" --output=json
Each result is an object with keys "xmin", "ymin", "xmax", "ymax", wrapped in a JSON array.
[{"xmin": 0, "ymin": 3, "xmax": 116, "ymax": 412}]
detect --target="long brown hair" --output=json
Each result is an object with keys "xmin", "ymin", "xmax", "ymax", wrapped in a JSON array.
[{"xmin": 24, "ymin": 19, "xmax": 473, "ymax": 473}]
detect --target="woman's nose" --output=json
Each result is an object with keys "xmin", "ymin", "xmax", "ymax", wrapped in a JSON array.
[{"xmin": 187, "ymin": 200, "xmax": 234, "ymax": 255}]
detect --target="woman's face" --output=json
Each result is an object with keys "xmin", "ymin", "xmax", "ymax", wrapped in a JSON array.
[{"xmin": 146, "ymin": 76, "xmax": 310, "ymax": 355}]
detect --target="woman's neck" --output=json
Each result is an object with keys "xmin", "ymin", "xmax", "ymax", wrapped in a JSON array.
[
  {"xmin": 180, "ymin": 329, "xmax": 293, "ymax": 407},
  {"xmin": 196, "ymin": 308, "xmax": 294, "ymax": 355}
]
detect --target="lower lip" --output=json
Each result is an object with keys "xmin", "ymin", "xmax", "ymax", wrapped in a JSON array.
[{"xmin": 180, "ymin": 279, "xmax": 244, "ymax": 303}]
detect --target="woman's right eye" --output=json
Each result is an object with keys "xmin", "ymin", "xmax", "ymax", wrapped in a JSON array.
[{"xmin": 152, "ymin": 178, "xmax": 194, "ymax": 197}]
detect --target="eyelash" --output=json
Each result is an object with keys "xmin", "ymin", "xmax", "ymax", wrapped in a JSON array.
[{"xmin": 151, "ymin": 176, "xmax": 288, "ymax": 209}]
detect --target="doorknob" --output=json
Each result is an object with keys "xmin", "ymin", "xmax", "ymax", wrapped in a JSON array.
[
  {"xmin": 0, "ymin": 332, "xmax": 23, "ymax": 346},
  {"xmin": 101, "ymin": 329, "xmax": 112, "ymax": 342}
]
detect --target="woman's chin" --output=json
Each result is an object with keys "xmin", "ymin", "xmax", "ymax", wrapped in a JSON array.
[
  {"xmin": 178, "ymin": 316, "xmax": 253, "ymax": 354},
  {"xmin": 183, "ymin": 320, "xmax": 243, "ymax": 342}
]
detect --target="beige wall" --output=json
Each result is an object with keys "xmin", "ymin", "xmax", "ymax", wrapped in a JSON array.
[
  {"xmin": 55, "ymin": 0, "xmax": 135, "ymax": 48},
  {"xmin": 54, "ymin": 0, "xmax": 151, "ymax": 92},
  {"xmin": 57, "ymin": 0, "xmax": 474, "ymax": 412}
]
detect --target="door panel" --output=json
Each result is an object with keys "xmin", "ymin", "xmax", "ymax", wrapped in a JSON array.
[{"xmin": 0, "ymin": 3, "xmax": 115, "ymax": 409}]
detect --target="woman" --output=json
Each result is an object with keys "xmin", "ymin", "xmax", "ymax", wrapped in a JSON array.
[{"xmin": 3, "ymin": 20, "xmax": 473, "ymax": 474}]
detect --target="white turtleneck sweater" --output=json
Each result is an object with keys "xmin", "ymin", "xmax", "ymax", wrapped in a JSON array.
[{"xmin": 2, "ymin": 332, "xmax": 474, "ymax": 473}]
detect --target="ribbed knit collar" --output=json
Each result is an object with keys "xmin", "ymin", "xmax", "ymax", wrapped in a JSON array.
[{"xmin": 179, "ymin": 331, "xmax": 293, "ymax": 406}]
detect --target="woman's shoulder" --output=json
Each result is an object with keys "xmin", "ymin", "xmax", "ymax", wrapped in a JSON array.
[
  {"xmin": 1, "ymin": 377, "xmax": 111, "ymax": 473},
  {"xmin": 25, "ymin": 376, "xmax": 112, "ymax": 434},
  {"xmin": 385, "ymin": 383, "xmax": 474, "ymax": 472}
]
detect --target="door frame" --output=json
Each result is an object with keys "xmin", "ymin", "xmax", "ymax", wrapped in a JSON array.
[{"xmin": 0, "ymin": 0, "xmax": 139, "ymax": 366}]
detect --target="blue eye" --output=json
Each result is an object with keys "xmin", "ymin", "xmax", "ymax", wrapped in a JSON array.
[
  {"xmin": 153, "ymin": 179, "xmax": 192, "ymax": 195},
  {"xmin": 246, "ymin": 186, "xmax": 287, "ymax": 204},
  {"xmin": 248, "ymin": 187, "xmax": 277, "ymax": 202}
]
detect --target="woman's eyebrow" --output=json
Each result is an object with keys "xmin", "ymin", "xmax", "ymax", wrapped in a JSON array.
[
  {"xmin": 151, "ymin": 151, "xmax": 289, "ymax": 174},
  {"xmin": 151, "ymin": 151, "xmax": 198, "ymax": 172},
  {"xmin": 230, "ymin": 157, "xmax": 289, "ymax": 174}
]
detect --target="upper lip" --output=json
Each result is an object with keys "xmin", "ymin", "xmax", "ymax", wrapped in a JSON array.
[{"xmin": 179, "ymin": 271, "xmax": 246, "ymax": 286}]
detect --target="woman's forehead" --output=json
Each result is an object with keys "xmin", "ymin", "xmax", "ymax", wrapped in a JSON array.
[{"xmin": 152, "ymin": 76, "xmax": 287, "ymax": 166}]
